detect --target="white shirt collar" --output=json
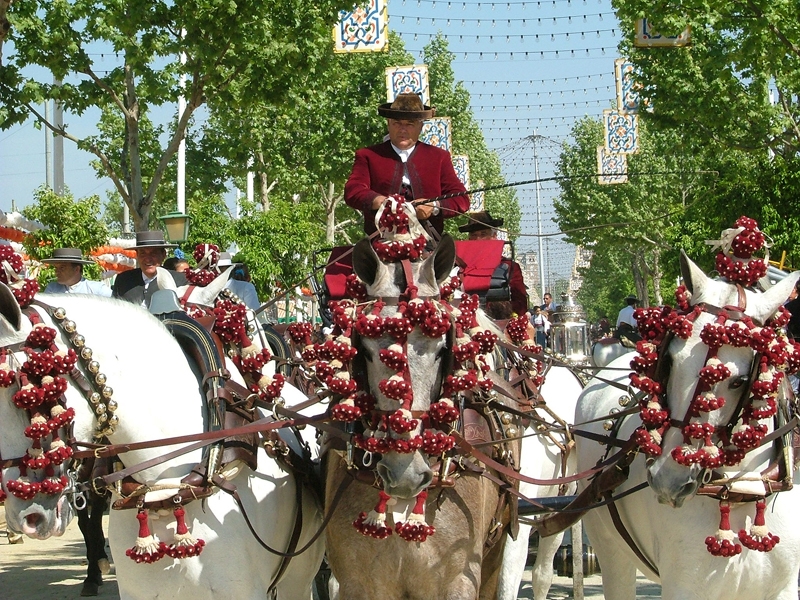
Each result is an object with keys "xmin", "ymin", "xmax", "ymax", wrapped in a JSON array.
[{"xmin": 391, "ymin": 143, "xmax": 416, "ymax": 163}]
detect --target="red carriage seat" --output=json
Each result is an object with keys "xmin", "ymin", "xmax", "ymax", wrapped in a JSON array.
[
  {"xmin": 323, "ymin": 246, "xmax": 354, "ymax": 302},
  {"xmin": 454, "ymin": 239, "xmax": 510, "ymax": 303}
]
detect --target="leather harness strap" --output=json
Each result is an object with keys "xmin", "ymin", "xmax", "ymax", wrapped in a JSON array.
[{"xmin": 604, "ymin": 491, "xmax": 660, "ymax": 577}]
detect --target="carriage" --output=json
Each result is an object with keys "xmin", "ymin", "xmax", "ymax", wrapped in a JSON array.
[{"xmin": 2, "ymin": 211, "xmax": 799, "ymax": 599}]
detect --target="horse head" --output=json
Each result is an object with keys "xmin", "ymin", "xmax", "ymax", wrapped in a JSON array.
[
  {"xmin": 0, "ymin": 282, "xmax": 76, "ymax": 539},
  {"xmin": 351, "ymin": 234, "xmax": 456, "ymax": 499},
  {"xmin": 645, "ymin": 250, "xmax": 800, "ymax": 507}
]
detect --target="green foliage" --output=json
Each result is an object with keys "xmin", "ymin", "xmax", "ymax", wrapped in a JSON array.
[
  {"xmin": 1, "ymin": 0, "xmax": 354, "ymax": 229},
  {"xmin": 20, "ymin": 186, "xmax": 110, "ymax": 286},
  {"xmin": 230, "ymin": 199, "xmax": 326, "ymax": 300},
  {"xmin": 613, "ymin": 0, "xmax": 800, "ymax": 156}
]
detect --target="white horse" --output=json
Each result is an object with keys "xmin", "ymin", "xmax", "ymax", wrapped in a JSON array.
[
  {"xmin": 591, "ymin": 336, "xmax": 634, "ymax": 368},
  {"xmin": 0, "ymin": 288, "xmax": 324, "ymax": 600},
  {"xmin": 497, "ymin": 363, "xmax": 584, "ymax": 600},
  {"xmin": 575, "ymin": 252, "xmax": 800, "ymax": 600}
]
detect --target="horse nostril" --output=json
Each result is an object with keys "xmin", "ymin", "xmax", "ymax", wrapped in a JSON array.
[{"xmin": 25, "ymin": 513, "xmax": 42, "ymax": 529}]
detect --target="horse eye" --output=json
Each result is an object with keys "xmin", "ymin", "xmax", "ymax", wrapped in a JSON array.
[{"xmin": 729, "ymin": 376, "xmax": 748, "ymax": 390}]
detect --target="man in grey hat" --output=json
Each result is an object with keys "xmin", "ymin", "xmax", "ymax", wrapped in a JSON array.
[
  {"xmin": 344, "ymin": 92, "xmax": 470, "ymax": 236},
  {"xmin": 43, "ymin": 248, "xmax": 111, "ymax": 296},
  {"xmin": 112, "ymin": 231, "xmax": 188, "ymax": 307}
]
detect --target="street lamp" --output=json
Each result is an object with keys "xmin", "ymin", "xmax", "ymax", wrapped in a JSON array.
[{"xmin": 158, "ymin": 211, "xmax": 191, "ymax": 243}]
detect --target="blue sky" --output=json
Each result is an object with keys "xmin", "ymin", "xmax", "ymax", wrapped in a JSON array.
[{"xmin": 0, "ymin": 0, "xmax": 623, "ymax": 283}]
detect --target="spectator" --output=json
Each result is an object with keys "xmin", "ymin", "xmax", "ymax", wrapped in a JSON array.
[
  {"xmin": 42, "ymin": 248, "xmax": 111, "ymax": 296},
  {"xmin": 112, "ymin": 231, "xmax": 187, "ymax": 308},
  {"xmin": 219, "ymin": 253, "xmax": 260, "ymax": 311},
  {"xmin": 615, "ymin": 294, "xmax": 640, "ymax": 342},
  {"xmin": 531, "ymin": 305, "xmax": 550, "ymax": 347},
  {"xmin": 344, "ymin": 93, "xmax": 470, "ymax": 237},
  {"xmin": 541, "ymin": 292, "xmax": 556, "ymax": 312},
  {"xmin": 163, "ymin": 256, "xmax": 190, "ymax": 273}
]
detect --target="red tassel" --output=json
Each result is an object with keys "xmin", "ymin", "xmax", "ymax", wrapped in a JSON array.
[
  {"xmin": 395, "ymin": 490, "xmax": 436, "ymax": 542},
  {"xmin": 126, "ymin": 510, "xmax": 166, "ymax": 563},
  {"xmin": 705, "ymin": 502, "xmax": 742, "ymax": 557},
  {"xmin": 353, "ymin": 490, "xmax": 393, "ymax": 539},
  {"xmin": 165, "ymin": 506, "xmax": 205, "ymax": 558},
  {"xmin": 738, "ymin": 499, "xmax": 780, "ymax": 552}
]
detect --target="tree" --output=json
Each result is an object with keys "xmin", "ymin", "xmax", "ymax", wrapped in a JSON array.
[
  {"xmin": 613, "ymin": 0, "xmax": 800, "ymax": 157},
  {"xmin": 554, "ymin": 116, "xmax": 711, "ymax": 307},
  {"xmin": 0, "ymin": 0, "xmax": 351, "ymax": 230},
  {"xmin": 21, "ymin": 186, "xmax": 111, "ymax": 286}
]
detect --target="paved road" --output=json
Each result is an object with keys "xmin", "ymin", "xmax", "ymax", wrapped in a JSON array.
[{"xmin": 1, "ymin": 507, "xmax": 663, "ymax": 599}]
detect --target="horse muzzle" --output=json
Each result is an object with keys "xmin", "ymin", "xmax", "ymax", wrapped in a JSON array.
[
  {"xmin": 376, "ymin": 451, "xmax": 434, "ymax": 499},
  {"xmin": 8, "ymin": 495, "xmax": 73, "ymax": 540},
  {"xmin": 646, "ymin": 457, "xmax": 701, "ymax": 508}
]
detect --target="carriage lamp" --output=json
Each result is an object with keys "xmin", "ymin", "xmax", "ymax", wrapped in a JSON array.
[{"xmin": 158, "ymin": 211, "xmax": 191, "ymax": 243}]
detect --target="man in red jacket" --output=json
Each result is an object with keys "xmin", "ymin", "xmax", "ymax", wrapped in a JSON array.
[{"xmin": 344, "ymin": 93, "xmax": 470, "ymax": 236}]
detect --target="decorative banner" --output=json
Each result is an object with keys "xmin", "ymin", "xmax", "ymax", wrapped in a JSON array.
[
  {"xmin": 421, "ymin": 117, "xmax": 452, "ymax": 151},
  {"xmin": 603, "ymin": 110, "xmax": 639, "ymax": 154},
  {"xmin": 634, "ymin": 18, "xmax": 691, "ymax": 47},
  {"xmin": 452, "ymin": 155, "xmax": 470, "ymax": 188},
  {"xmin": 333, "ymin": 0, "xmax": 388, "ymax": 53},
  {"xmin": 615, "ymin": 58, "xmax": 640, "ymax": 113},
  {"xmin": 596, "ymin": 146, "xmax": 628, "ymax": 185},
  {"xmin": 471, "ymin": 180, "xmax": 485, "ymax": 213},
  {"xmin": 385, "ymin": 65, "xmax": 430, "ymax": 104}
]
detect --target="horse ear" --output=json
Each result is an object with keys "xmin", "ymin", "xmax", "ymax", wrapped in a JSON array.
[
  {"xmin": 679, "ymin": 249, "xmax": 706, "ymax": 298},
  {"xmin": 755, "ymin": 271, "xmax": 800, "ymax": 323},
  {"xmin": 432, "ymin": 235, "xmax": 456, "ymax": 285},
  {"xmin": 352, "ymin": 238, "xmax": 379, "ymax": 287},
  {"xmin": 0, "ymin": 282, "xmax": 22, "ymax": 333}
]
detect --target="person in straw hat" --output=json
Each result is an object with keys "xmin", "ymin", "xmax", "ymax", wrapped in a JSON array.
[
  {"xmin": 112, "ymin": 231, "xmax": 188, "ymax": 308},
  {"xmin": 42, "ymin": 247, "xmax": 111, "ymax": 296},
  {"xmin": 344, "ymin": 92, "xmax": 470, "ymax": 236}
]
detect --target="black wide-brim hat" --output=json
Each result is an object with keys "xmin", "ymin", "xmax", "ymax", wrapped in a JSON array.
[
  {"xmin": 625, "ymin": 294, "xmax": 640, "ymax": 303},
  {"xmin": 132, "ymin": 231, "xmax": 177, "ymax": 249},
  {"xmin": 378, "ymin": 93, "xmax": 436, "ymax": 120},
  {"xmin": 458, "ymin": 211, "xmax": 505, "ymax": 233},
  {"xmin": 42, "ymin": 247, "xmax": 93, "ymax": 265}
]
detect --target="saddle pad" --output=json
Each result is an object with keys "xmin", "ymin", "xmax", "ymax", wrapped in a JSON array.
[
  {"xmin": 323, "ymin": 246, "xmax": 354, "ymax": 301},
  {"xmin": 455, "ymin": 239, "xmax": 506, "ymax": 294}
]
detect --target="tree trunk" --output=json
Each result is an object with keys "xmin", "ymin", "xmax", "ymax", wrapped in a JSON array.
[
  {"xmin": 0, "ymin": 0, "xmax": 12, "ymax": 65},
  {"xmin": 631, "ymin": 250, "xmax": 648, "ymax": 307},
  {"xmin": 651, "ymin": 248, "xmax": 663, "ymax": 307},
  {"xmin": 322, "ymin": 181, "xmax": 338, "ymax": 245},
  {"xmin": 256, "ymin": 151, "xmax": 273, "ymax": 211},
  {"xmin": 123, "ymin": 63, "xmax": 147, "ymax": 230}
]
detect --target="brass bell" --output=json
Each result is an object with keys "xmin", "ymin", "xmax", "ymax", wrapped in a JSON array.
[
  {"xmin": 81, "ymin": 347, "xmax": 93, "ymax": 360},
  {"xmin": 107, "ymin": 415, "xmax": 119, "ymax": 427},
  {"xmin": 89, "ymin": 392, "xmax": 102, "ymax": 405},
  {"xmin": 95, "ymin": 373, "xmax": 107, "ymax": 385},
  {"xmin": 71, "ymin": 334, "xmax": 85, "ymax": 348},
  {"xmin": 618, "ymin": 395, "xmax": 630, "ymax": 406},
  {"xmin": 505, "ymin": 426, "xmax": 518, "ymax": 438},
  {"xmin": 106, "ymin": 400, "xmax": 118, "ymax": 413},
  {"xmin": 95, "ymin": 404, "xmax": 107, "ymax": 415},
  {"xmin": 603, "ymin": 420, "xmax": 614, "ymax": 431},
  {"xmin": 53, "ymin": 308, "xmax": 66, "ymax": 320},
  {"xmin": 88, "ymin": 361, "xmax": 100, "ymax": 374},
  {"xmin": 102, "ymin": 386, "xmax": 114, "ymax": 399},
  {"xmin": 63, "ymin": 320, "xmax": 77, "ymax": 333},
  {"xmin": 500, "ymin": 413, "xmax": 513, "ymax": 425}
]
